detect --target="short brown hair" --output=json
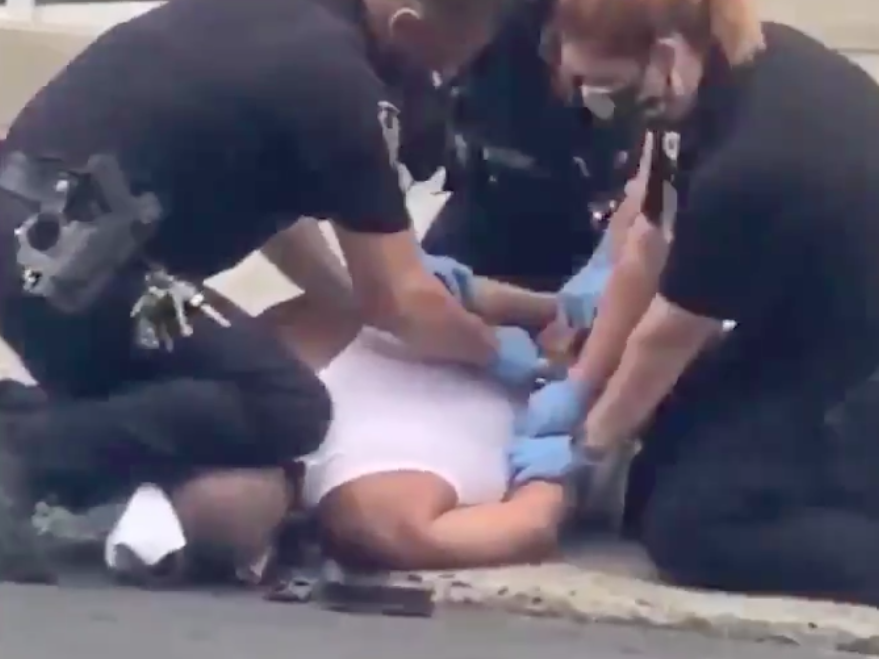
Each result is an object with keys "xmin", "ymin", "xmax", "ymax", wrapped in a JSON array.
[{"xmin": 555, "ymin": 0, "xmax": 765, "ymax": 66}]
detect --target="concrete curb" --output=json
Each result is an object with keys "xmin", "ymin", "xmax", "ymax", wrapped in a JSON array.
[
  {"xmin": 404, "ymin": 566, "xmax": 879, "ymax": 656},
  {"xmin": 36, "ymin": 505, "xmax": 879, "ymax": 657}
]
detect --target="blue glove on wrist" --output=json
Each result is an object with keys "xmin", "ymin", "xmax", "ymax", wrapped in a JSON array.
[
  {"xmin": 558, "ymin": 229, "xmax": 614, "ymax": 330},
  {"xmin": 514, "ymin": 376, "xmax": 591, "ymax": 437},
  {"xmin": 421, "ymin": 253, "xmax": 475, "ymax": 309},
  {"xmin": 507, "ymin": 434, "xmax": 602, "ymax": 487},
  {"xmin": 487, "ymin": 326, "xmax": 547, "ymax": 389}
]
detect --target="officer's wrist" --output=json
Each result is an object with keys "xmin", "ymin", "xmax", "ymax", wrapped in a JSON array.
[{"xmin": 565, "ymin": 369, "xmax": 593, "ymax": 399}]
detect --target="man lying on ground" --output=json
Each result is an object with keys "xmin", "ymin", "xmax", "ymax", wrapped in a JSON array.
[
  {"xmin": 267, "ymin": 283, "xmax": 569, "ymax": 571},
  {"xmin": 115, "ymin": 278, "xmax": 568, "ymax": 581},
  {"xmin": 151, "ymin": 207, "xmax": 635, "ymax": 579}
]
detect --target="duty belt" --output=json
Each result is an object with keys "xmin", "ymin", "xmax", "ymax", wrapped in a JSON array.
[
  {"xmin": 0, "ymin": 149, "xmax": 229, "ymax": 350},
  {"xmin": 0, "ymin": 150, "xmax": 162, "ymax": 314}
]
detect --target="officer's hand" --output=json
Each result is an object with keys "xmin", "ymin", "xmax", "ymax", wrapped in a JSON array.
[
  {"xmin": 506, "ymin": 434, "xmax": 575, "ymax": 486},
  {"xmin": 487, "ymin": 326, "xmax": 547, "ymax": 388},
  {"xmin": 558, "ymin": 232, "xmax": 614, "ymax": 330},
  {"xmin": 514, "ymin": 377, "xmax": 591, "ymax": 437},
  {"xmin": 421, "ymin": 253, "xmax": 474, "ymax": 309},
  {"xmin": 537, "ymin": 317, "xmax": 586, "ymax": 367},
  {"xmin": 507, "ymin": 434, "xmax": 603, "ymax": 489}
]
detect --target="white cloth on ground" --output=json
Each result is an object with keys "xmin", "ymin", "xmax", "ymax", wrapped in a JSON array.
[
  {"xmin": 104, "ymin": 483, "xmax": 186, "ymax": 572},
  {"xmin": 302, "ymin": 328, "xmax": 519, "ymax": 508}
]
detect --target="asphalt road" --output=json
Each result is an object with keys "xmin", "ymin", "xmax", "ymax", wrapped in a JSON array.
[{"xmin": 0, "ymin": 579, "xmax": 856, "ymax": 659}]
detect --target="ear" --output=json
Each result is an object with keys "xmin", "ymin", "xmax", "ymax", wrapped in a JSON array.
[{"xmin": 388, "ymin": 7, "xmax": 429, "ymax": 52}]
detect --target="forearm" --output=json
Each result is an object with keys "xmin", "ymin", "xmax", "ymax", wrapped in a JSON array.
[
  {"xmin": 569, "ymin": 220, "xmax": 666, "ymax": 389},
  {"xmin": 468, "ymin": 278, "xmax": 557, "ymax": 330},
  {"xmin": 420, "ymin": 482, "xmax": 565, "ymax": 569},
  {"xmin": 335, "ymin": 226, "xmax": 498, "ymax": 367},
  {"xmin": 369, "ymin": 276, "xmax": 499, "ymax": 367},
  {"xmin": 605, "ymin": 131, "xmax": 654, "ymax": 259},
  {"xmin": 262, "ymin": 218, "xmax": 356, "ymax": 311},
  {"xmin": 583, "ymin": 335, "xmax": 695, "ymax": 452},
  {"xmin": 584, "ymin": 299, "xmax": 724, "ymax": 453}
]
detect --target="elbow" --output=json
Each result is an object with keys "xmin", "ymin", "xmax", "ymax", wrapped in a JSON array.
[{"xmin": 526, "ymin": 521, "xmax": 562, "ymax": 562}]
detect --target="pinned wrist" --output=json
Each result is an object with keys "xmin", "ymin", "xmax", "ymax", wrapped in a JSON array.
[{"xmin": 565, "ymin": 371, "xmax": 593, "ymax": 401}]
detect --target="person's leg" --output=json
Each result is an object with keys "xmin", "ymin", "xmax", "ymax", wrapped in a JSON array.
[
  {"xmin": 640, "ymin": 387, "xmax": 879, "ymax": 607},
  {"xmin": 7, "ymin": 292, "xmax": 331, "ymax": 508},
  {"xmin": 422, "ymin": 191, "xmax": 594, "ymax": 292},
  {"xmin": 168, "ymin": 467, "xmax": 295, "ymax": 582},
  {"xmin": 318, "ymin": 471, "xmax": 565, "ymax": 571},
  {"xmin": 622, "ymin": 341, "xmax": 758, "ymax": 537},
  {"xmin": 0, "ymin": 195, "xmax": 330, "ymax": 511},
  {"xmin": 107, "ymin": 295, "xmax": 360, "ymax": 585}
]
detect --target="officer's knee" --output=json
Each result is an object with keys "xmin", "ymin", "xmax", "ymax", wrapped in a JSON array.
[
  {"xmin": 640, "ymin": 482, "xmax": 726, "ymax": 588},
  {"xmin": 292, "ymin": 374, "xmax": 332, "ymax": 455},
  {"xmin": 252, "ymin": 369, "xmax": 332, "ymax": 461}
]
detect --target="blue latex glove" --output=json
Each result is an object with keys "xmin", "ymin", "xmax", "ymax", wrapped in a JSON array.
[
  {"xmin": 487, "ymin": 326, "xmax": 547, "ymax": 388},
  {"xmin": 421, "ymin": 253, "xmax": 475, "ymax": 309},
  {"xmin": 558, "ymin": 229, "xmax": 614, "ymax": 330},
  {"xmin": 514, "ymin": 377, "xmax": 591, "ymax": 437},
  {"xmin": 507, "ymin": 434, "xmax": 602, "ymax": 487}
]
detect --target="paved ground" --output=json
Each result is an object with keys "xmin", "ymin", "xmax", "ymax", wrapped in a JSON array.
[{"xmin": 0, "ymin": 582, "xmax": 856, "ymax": 659}]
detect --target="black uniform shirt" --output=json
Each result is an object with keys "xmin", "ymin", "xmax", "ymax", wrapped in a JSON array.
[
  {"xmin": 646, "ymin": 23, "xmax": 879, "ymax": 394},
  {"xmin": 3, "ymin": 0, "xmax": 417, "ymax": 277},
  {"xmin": 444, "ymin": 0, "xmax": 644, "ymax": 216}
]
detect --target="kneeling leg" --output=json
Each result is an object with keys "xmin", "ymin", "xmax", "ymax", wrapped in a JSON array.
[{"xmin": 641, "ymin": 394, "xmax": 879, "ymax": 607}]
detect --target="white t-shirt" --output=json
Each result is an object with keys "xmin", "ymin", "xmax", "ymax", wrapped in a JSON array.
[{"xmin": 302, "ymin": 328, "xmax": 518, "ymax": 507}]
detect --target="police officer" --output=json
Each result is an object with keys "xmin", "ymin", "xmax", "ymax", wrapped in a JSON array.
[
  {"xmin": 420, "ymin": 0, "xmax": 647, "ymax": 300},
  {"xmin": 0, "ymin": 0, "xmax": 541, "ymax": 583},
  {"xmin": 508, "ymin": 0, "xmax": 879, "ymax": 607}
]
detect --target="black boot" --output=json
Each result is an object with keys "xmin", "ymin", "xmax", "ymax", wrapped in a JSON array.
[{"xmin": 0, "ymin": 427, "xmax": 57, "ymax": 584}]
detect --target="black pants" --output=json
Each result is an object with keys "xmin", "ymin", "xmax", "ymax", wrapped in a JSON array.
[
  {"xmin": 421, "ymin": 189, "xmax": 600, "ymax": 293},
  {"xmin": 626, "ymin": 343, "xmax": 879, "ymax": 607},
  {"xmin": 0, "ymin": 192, "xmax": 331, "ymax": 510}
]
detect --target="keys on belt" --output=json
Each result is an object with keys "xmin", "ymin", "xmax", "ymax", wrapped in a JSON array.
[{"xmin": 131, "ymin": 268, "xmax": 230, "ymax": 351}]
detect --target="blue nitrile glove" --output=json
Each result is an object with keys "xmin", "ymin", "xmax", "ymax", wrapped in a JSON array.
[
  {"xmin": 558, "ymin": 229, "xmax": 615, "ymax": 329},
  {"xmin": 514, "ymin": 377, "xmax": 591, "ymax": 437},
  {"xmin": 421, "ymin": 253, "xmax": 475, "ymax": 309},
  {"xmin": 488, "ymin": 326, "xmax": 547, "ymax": 388},
  {"xmin": 507, "ymin": 434, "xmax": 603, "ymax": 487}
]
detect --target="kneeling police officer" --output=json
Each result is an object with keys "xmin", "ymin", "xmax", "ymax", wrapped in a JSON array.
[
  {"xmin": 0, "ymin": 0, "xmax": 536, "ymax": 583},
  {"xmin": 510, "ymin": 0, "xmax": 879, "ymax": 607},
  {"xmin": 422, "ymin": 0, "xmax": 648, "ymax": 301}
]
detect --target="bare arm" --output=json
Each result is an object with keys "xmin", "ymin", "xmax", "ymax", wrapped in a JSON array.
[
  {"xmin": 584, "ymin": 297, "xmax": 723, "ymax": 453},
  {"xmin": 467, "ymin": 278, "xmax": 557, "ymax": 330},
  {"xmin": 606, "ymin": 132, "xmax": 654, "ymax": 260},
  {"xmin": 569, "ymin": 214, "xmax": 668, "ymax": 389},
  {"xmin": 262, "ymin": 218, "xmax": 357, "ymax": 313},
  {"xmin": 334, "ymin": 226, "xmax": 498, "ymax": 366}
]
